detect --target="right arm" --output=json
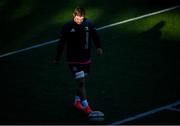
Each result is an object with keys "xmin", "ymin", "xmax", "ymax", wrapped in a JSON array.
[{"xmin": 53, "ymin": 25, "xmax": 67, "ymax": 64}]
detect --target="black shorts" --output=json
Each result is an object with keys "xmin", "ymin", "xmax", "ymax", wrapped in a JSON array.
[{"xmin": 69, "ymin": 64, "xmax": 90, "ymax": 79}]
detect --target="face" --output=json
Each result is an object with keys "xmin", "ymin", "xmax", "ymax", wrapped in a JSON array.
[{"xmin": 74, "ymin": 15, "xmax": 84, "ymax": 25}]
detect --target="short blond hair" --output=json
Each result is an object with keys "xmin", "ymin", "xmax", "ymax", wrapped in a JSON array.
[{"xmin": 73, "ymin": 7, "xmax": 85, "ymax": 17}]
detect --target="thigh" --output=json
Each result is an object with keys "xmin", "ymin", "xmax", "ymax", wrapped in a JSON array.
[{"xmin": 69, "ymin": 64, "xmax": 90, "ymax": 78}]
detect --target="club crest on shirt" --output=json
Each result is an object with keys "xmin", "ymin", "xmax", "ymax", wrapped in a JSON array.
[{"xmin": 70, "ymin": 28, "xmax": 76, "ymax": 32}]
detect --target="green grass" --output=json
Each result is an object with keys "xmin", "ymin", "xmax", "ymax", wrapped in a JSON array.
[
  {"xmin": 123, "ymin": 9, "xmax": 180, "ymax": 41},
  {"xmin": 0, "ymin": 0, "xmax": 179, "ymax": 53}
]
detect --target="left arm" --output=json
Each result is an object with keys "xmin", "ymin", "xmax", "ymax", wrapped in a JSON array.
[{"xmin": 91, "ymin": 24, "xmax": 103, "ymax": 55}]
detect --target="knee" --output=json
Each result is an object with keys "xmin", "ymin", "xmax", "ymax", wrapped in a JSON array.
[{"xmin": 75, "ymin": 71, "xmax": 85, "ymax": 79}]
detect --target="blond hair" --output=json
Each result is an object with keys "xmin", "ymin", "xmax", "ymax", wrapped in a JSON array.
[{"xmin": 73, "ymin": 7, "xmax": 85, "ymax": 17}]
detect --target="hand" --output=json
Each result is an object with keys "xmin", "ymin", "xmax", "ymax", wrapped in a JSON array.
[{"xmin": 96, "ymin": 48, "xmax": 103, "ymax": 56}]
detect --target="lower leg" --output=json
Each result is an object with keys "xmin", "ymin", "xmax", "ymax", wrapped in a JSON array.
[
  {"xmin": 74, "ymin": 77, "xmax": 93, "ymax": 114},
  {"xmin": 76, "ymin": 77, "xmax": 87, "ymax": 101}
]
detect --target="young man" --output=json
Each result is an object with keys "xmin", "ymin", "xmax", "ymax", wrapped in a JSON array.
[{"xmin": 53, "ymin": 7, "xmax": 103, "ymax": 115}]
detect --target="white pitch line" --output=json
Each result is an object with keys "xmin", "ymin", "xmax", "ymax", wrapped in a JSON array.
[
  {"xmin": 0, "ymin": 39, "xmax": 59, "ymax": 58},
  {"xmin": 0, "ymin": 5, "xmax": 180, "ymax": 58},
  {"xmin": 109, "ymin": 100, "xmax": 180, "ymax": 125},
  {"xmin": 167, "ymin": 107, "xmax": 180, "ymax": 112},
  {"xmin": 97, "ymin": 5, "xmax": 180, "ymax": 30}
]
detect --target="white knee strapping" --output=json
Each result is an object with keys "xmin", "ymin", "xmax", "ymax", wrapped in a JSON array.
[{"xmin": 75, "ymin": 71, "xmax": 85, "ymax": 79}]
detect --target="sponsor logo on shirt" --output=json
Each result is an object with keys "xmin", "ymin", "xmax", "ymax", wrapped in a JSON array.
[{"xmin": 85, "ymin": 27, "xmax": 89, "ymax": 31}]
